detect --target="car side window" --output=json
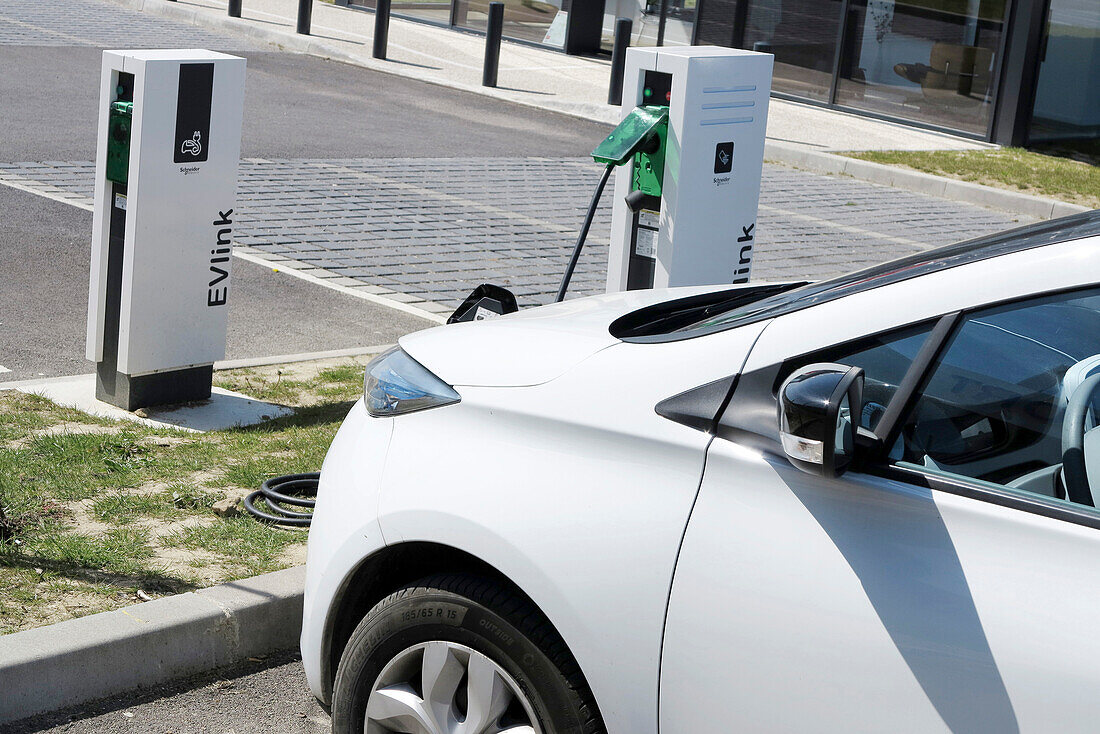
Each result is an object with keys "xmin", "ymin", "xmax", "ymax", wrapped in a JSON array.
[
  {"xmin": 790, "ymin": 323, "xmax": 935, "ymax": 432},
  {"xmin": 896, "ymin": 288, "xmax": 1100, "ymax": 499}
]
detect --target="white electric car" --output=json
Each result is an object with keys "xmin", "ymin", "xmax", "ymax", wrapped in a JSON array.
[{"xmin": 303, "ymin": 211, "xmax": 1100, "ymax": 734}]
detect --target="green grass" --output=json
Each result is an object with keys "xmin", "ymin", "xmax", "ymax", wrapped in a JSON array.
[
  {"xmin": 92, "ymin": 490, "xmax": 178, "ymax": 524},
  {"xmin": 843, "ymin": 147, "xmax": 1100, "ymax": 209},
  {"xmin": 30, "ymin": 527, "xmax": 155, "ymax": 576},
  {"xmin": 215, "ymin": 362, "xmax": 364, "ymax": 406},
  {"xmin": 162, "ymin": 515, "xmax": 304, "ymax": 577},
  {"xmin": 0, "ymin": 358, "xmax": 367, "ymax": 633}
]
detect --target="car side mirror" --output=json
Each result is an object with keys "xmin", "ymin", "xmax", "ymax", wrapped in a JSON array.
[{"xmin": 777, "ymin": 363, "xmax": 865, "ymax": 477}]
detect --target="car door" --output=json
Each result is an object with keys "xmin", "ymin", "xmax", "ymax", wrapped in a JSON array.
[{"xmin": 660, "ymin": 286, "xmax": 1100, "ymax": 733}]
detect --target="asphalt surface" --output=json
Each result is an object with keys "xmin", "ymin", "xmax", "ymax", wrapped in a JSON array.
[
  {"xmin": 0, "ymin": 47, "xmax": 608, "ymax": 161},
  {"xmin": 0, "ymin": 185, "xmax": 430, "ymax": 382},
  {"xmin": 3, "ymin": 650, "xmax": 329, "ymax": 734}
]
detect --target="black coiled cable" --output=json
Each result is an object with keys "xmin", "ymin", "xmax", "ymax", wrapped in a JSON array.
[{"xmin": 244, "ymin": 472, "xmax": 319, "ymax": 527}]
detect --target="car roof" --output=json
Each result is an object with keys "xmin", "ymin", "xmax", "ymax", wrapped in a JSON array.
[{"xmin": 678, "ymin": 209, "xmax": 1100, "ymax": 337}]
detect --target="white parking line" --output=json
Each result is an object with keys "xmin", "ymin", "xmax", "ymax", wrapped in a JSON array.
[
  {"xmin": 0, "ymin": 175, "xmax": 93, "ymax": 212},
  {"xmin": 0, "ymin": 366, "xmax": 11, "ymax": 374},
  {"xmin": 232, "ymin": 249, "xmax": 445, "ymax": 324},
  {"xmin": 758, "ymin": 203, "xmax": 928, "ymax": 249}
]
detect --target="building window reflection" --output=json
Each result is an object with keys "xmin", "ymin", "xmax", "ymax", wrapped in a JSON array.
[
  {"xmin": 1030, "ymin": 0, "xmax": 1100, "ymax": 142},
  {"xmin": 835, "ymin": 0, "xmax": 1005, "ymax": 136},
  {"xmin": 744, "ymin": 0, "xmax": 844, "ymax": 101}
]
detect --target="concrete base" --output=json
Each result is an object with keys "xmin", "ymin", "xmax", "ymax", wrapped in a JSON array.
[
  {"xmin": 96, "ymin": 363, "xmax": 214, "ymax": 412},
  {"xmin": 0, "ymin": 373, "xmax": 293, "ymax": 432}
]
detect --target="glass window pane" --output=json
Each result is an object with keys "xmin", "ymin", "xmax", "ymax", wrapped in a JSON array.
[
  {"xmin": 454, "ymin": 0, "xmax": 566, "ymax": 44},
  {"xmin": 835, "ymin": 0, "xmax": 1008, "ymax": 135},
  {"xmin": 602, "ymin": 0, "xmax": 698, "ymax": 51},
  {"xmin": 355, "ymin": 0, "xmax": 453, "ymax": 25},
  {"xmin": 900, "ymin": 289, "xmax": 1100, "ymax": 495},
  {"xmin": 454, "ymin": 0, "xmax": 487, "ymax": 32},
  {"xmin": 693, "ymin": 0, "xmax": 738, "ymax": 47},
  {"xmin": 350, "ymin": 0, "xmax": 452, "ymax": 23},
  {"xmin": 812, "ymin": 323, "xmax": 934, "ymax": 431},
  {"xmin": 1030, "ymin": 0, "xmax": 1100, "ymax": 142},
  {"xmin": 744, "ymin": 0, "xmax": 845, "ymax": 101},
  {"xmin": 633, "ymin": 0, "xmax": 665, "ymax": 47},
  {"xmin": 662, "ymin": 0, "xmax": 699, "ymax": 46}
]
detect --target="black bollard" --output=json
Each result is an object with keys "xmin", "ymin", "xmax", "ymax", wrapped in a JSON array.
[
  {"xmin": 297, "ymin": 0, "xmax": 312, "ymax": 34},
  {"xmin": 228, "ymin": 0, "xmax": 241, "ymax": 18},
  {"xmin": 608, "ymin": 17, "xmax": 632, "ymax": 106},
  {"xmin": 373, "ymin": 0, "xmax": 391, "ymax": 60},
  {"xmin": 483, "ymin": 2, "xmax": 504, "ymax": 88}
]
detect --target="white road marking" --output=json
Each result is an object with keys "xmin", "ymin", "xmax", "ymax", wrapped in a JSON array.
[
  {"xmin": 758, "ymin": 203, "xmax": 928, "ymax": 249},
  {"xmin": 232, "ymin": 249, "xmax": 445, "ymax": 324},
  {"xmin": 0, "ymin": 175, "xmax": 93, "ymax": 212},
  {"xmin": 0, "ymin": 366, "xmax": 11, "ymax": 374}
]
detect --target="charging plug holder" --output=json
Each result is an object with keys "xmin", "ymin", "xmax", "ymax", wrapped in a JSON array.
[{"xmin": 592, "ymin": 105, "xmax": 669, "ymax": 167}]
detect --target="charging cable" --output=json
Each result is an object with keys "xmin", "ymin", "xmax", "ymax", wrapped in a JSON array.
[
  {"xmin": 555, "ymin": 162, "xmax": 615, "ymax": 302},
  {"xmin": 244, "ymin": 472, "xmax": 318, "ymax": 527}
]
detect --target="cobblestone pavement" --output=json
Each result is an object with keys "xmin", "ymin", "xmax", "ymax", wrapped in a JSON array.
[
  {"xmin": 0, "ymin": 158, "xmax": 1030, "ymax": 312},
  {"xmin": 0, "ymin": 0, "xmax": 257, "ymax": 48}
]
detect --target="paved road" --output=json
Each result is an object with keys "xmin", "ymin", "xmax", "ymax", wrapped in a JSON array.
[
  {"xmin": 1, "ymin": 46, "xmax": 609, "ymax": 161},
  {"xmin": 4, "ymin": 651, "xmax": 328, "ymax": 734}
]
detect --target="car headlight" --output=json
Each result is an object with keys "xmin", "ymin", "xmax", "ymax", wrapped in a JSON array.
[{"xmin": 364, "ymin": 347, "xmax": 461, "ymax": 417}]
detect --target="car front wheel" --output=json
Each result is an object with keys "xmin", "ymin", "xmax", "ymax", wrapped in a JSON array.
[{"xmin": 331, "ymin": 573, "xmax": 603, "ymax": 734}]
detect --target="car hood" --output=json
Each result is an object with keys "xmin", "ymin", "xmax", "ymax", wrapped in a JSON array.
[{"xmin": 398, "ymin": 285, "xmax": 727, "ymax": 387}]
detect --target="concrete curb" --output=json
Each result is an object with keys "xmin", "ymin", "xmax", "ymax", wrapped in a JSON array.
[
  {"xmin": 117, "ymin": 0, "xmax": 1095, "ymax": 222},
  {"xmin": 214, "ymin": 343, "xmax": 394, "ymax": 370},
  {"xmin": 0, "ymin": 566, "xmax": 305, "ymax": 725}
]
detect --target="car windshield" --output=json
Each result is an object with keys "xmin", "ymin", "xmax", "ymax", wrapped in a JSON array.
[{"xmin": 675, "ymin": 210, "xmax": 1100, "ymax": 336}]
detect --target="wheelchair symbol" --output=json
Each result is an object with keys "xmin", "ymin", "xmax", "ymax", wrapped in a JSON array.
[{"xmin": 180, "ymin": 130, "xmax": 202, "ymax": 157}]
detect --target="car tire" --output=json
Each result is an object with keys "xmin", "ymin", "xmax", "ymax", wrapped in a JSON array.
[{"xmin": 331, "ymin": 573, "xmax": 604, "ymax": 734}]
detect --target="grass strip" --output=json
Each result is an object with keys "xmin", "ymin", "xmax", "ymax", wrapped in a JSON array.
[
  {"xmin": 0, "ymin": 356, "xmax": 372, "ymax": 633},
  {"xmin": 843, "ymin": 147, "xmax": 1100, "ymax": 210}
]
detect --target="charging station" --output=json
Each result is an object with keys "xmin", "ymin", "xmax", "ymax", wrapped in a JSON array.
[
  {"xmin": 86, "ymin": 50, "xmax": 246, "ymax": 411},
  {"xmin": 604, "ymin": 46, "xmax": 773, "ymax": 293}
]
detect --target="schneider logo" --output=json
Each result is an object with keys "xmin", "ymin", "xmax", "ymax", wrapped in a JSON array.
[{"xmin": 714, "ymin": 142, "xmax": 734, "ymax": 174}]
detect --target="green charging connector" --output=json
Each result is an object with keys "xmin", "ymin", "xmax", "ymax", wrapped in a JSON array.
[
  {"xmin": 592, "ymin": 105, "xmax": 668, "ymax": 166},
  {"xmin": 631, "ymin": 117, "xmax": 666, "ymax": 199},
  {"xmin": 591, "ymin": 104, "xmax": 669, "ymax": 203},
  {"xmin": 106, "ymin": 100, "xmax": 133, "ymax": 185}
]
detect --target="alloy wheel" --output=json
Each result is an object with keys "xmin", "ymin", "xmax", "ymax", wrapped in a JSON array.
[{"xmin": 365, "ymin": 640, "xmax": 542, "ymax": 734}]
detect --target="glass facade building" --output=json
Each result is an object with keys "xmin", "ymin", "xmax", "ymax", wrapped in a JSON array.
[
  {"xmin": 340, "ymin": 0, "xmax": 1099, "ymax": 144},
  {"xmin": 691, "ymin": 0, "xmax": 1100, "ymax": 143}
]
